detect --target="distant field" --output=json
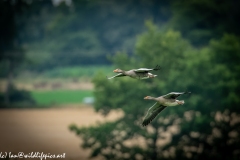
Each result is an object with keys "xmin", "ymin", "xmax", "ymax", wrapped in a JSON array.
[
  {"xmin": 43, "ymin": 65, "xmax": 113, "ymax": 78},
  {"xmin": 17, "ymin": 65, "xmax": 114, "ymax": 80},
  {"xmin": 31, "ymin": 90, "xmax": 93, "ymax": 105},
  {"xmin": 6, "ymin": 65, "xmax": 115, "ymax": 92}
]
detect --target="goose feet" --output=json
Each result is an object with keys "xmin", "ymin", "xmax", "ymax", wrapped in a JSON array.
[
  {"xmin": 177, "ymin": 100, "xmax": 185, "ymax": 105},
  {"xmin": 148, "ymin": 73, "xmax": 157, "ymax": 78}
]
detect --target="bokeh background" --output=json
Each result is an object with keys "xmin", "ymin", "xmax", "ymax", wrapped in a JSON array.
[{"xmin": 0, "ymin": 0, "xmax": 240, "ymax": 160}]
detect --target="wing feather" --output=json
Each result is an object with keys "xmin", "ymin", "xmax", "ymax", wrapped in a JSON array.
[
  {"xmin": 134, "ymin": 65, "xmax": 161, "ymax": 73},
  {"xmin": 142, "ymin": 103, "xmax": 167, "ymax": 126},
  {"xmin": 107, "ymin": 73, "xmax": 126, "ymax": 79},
  {"xmin": 134, "ymin": 68, "xmax": 153, "ymax": 73},
  {"xmin": 162, "ymin": 92, "xmax": 190, "ymax": 99}
]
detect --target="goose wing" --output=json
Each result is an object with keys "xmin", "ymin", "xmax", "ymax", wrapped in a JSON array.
[
  {"xmin": 162, "ymin": 92, "xmax": 190, "ymax": 99},
  {"xmin": 107, "ymin": 73, "xmax": 126, "ymax": 79},
  {"xmin": 134, "ymin": 65, "xmax": 161, "ymax": 73},
  {"xmin": 142, "ymin": 102, "xmax": 167, "ymax": 126},
  {"xmin": 134, "ymin": 68, "xmax": 154, "ymax": 73}
]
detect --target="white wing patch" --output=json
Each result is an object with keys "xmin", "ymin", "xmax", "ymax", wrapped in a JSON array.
[{"xmin": 134, "ymin": 68, "xmax": 153, "ymax": 72}]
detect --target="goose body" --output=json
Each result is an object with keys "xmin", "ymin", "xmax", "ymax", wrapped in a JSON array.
[
  {"xmin": 142, "ymin": 92, "xmax": 190, "ymax": 126},
  {"xmin": 107, "ymin": 65, "xmax": 161, "ymax": 80}
]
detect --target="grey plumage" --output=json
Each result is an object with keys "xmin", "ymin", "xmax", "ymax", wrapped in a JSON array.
[
  {"xmin": 107, "ymin": 65, "xmax": 161, "ymax": 80},
  {"xmin": 142, "ymin": 92, "xmax": 191, "ymax": 126}
]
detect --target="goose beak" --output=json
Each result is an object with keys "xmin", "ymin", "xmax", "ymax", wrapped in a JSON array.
[
  {"xmin": 144, "ymin": 96, "xmax": 149, "ymax": 99},
  {"xmin": 113, "ymin": 69, "xmax": 118, "ymax": 73}
]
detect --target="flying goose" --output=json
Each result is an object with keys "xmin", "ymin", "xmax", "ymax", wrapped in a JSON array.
[
  {"xmin": 142, "ymin": 92, "xmax": 191, "ymax": 126},
  {"xmin": 107, "ymin": 65, "xmax": 161, "ymax": 80}
]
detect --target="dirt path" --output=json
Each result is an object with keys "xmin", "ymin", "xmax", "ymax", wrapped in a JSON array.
[{"xmin": 0, "ymin": 105, "xmax": 123, "ymax": 160}]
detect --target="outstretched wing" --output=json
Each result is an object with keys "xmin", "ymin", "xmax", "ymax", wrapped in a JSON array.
[
  {"xmin": 162, "ymin": 92, "xmax": 191, "ymax": 99},
  {"xmin": 107, "ymin": 73, "xmax": 126, "ymax": 79},
  {"xmin": 134, "ymin": 65, "xmax": 161, "ymax": 73},
  {"xmin": 142, "ymin": 103, "xmax": 167, "ymax": 126}
]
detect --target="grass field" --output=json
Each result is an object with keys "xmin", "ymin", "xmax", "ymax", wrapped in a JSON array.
[
  {"xmin": 1, "ymin": 65, "xmax": 111, "ymax": 106},
  {"xmin": 31, "ymin": 90, "xmax": 93, "ymax": 105}
]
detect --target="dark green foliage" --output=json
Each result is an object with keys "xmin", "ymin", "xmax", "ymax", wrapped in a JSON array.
[
  {"xmin": 70, "ymin": 22, "xmax": 240, "ymax": 160},
  {"xmin": 165, "ymin": 34, "xmax": 240, "ymax": 160},
  {"xmin": 6, "ymin": 0, "xmax": 173, "ymax": 71},
  {"xmin": 70, "ymin": 23, "xmax": 195, "ymax": 159},
  {"xmin": 1, "ymin": 0, "xmax": 240, "ymax": 71},
  {"xmin": 0, "ymin": 0, "xmax": 35, "ymax": 105},
  {"xmin": 0, "ymin": 0, "xmax": 28, "ymax": 71},
  {"xmin": 170, "ymin": 0, "xmax": 240, "ymax": 46}
]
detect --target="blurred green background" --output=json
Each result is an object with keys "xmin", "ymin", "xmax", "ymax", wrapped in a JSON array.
[{"xmin": 0, "ymin": 0, "xmax": 240, "ymax": 160}]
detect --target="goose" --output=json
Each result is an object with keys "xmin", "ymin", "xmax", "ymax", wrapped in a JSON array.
[
  {"xmin": 142, "ymin": 92, "xmax": 191, "ymax": 126},
  {"xmin": 107, "ymin": 65, "xmax": 161, "ymax": 80}
]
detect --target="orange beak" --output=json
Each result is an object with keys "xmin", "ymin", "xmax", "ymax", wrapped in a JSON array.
[
  {"xmin": 144, "ymin": 96, "xmax": 149, "ymax": 99},
  {"xmin": 113, "ymin": 69, "xmax": 118, "ymax": 73}
]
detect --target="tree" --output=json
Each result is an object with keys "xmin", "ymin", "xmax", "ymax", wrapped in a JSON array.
[
  {"xmin": 70, "ymin": 22, "xmax": 196, "ymax": 160},
  {"xmin": 170, "ymin": 0, "xmax": 240, "ymax": 46},
  {"xmin": 18, "ymin": 0, "xmax": 173, "ymax": 70},
  {"xmin": 0, "ymin": 0, "xmax": 26, "ymax": 104},
  {"xmin": 70, "ymin": 22, "xmax": 240, "ymax": 160},
  {"xmin": 162, "ymin": 34, "xmax": 240, "ymax": 160},
  {"xmin": 0, "ymin": 0, "xmax": 36, "ymax": 105}
]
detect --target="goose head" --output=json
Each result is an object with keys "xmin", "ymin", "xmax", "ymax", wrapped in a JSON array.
[{"xmin": 113, "ymin": 69, "xmax": 124, "ymax": 73}]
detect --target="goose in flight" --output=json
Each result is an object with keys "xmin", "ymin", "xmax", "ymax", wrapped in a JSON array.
[
  {"xmin": 107, "ymin": 65, "xmax": 161, "ymax": 80},
  {"xmin": 142, "ymin": 92, "xmax": 191, "ymax": 126}
]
